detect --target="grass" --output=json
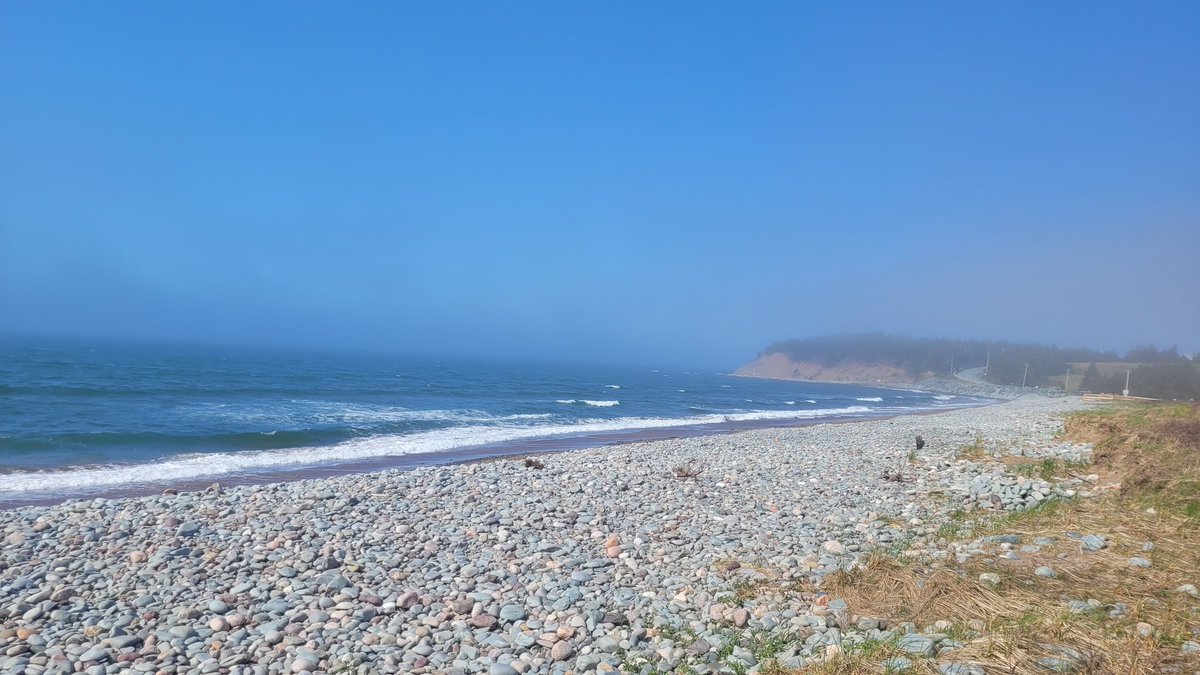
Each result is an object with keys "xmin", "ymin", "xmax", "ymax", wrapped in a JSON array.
[
  {"xmin": 973, "ymin": 496, "xmax": 1070, "ymax": 535},
  {"xmin": 957, "ymin": 437, "xmax": 989, "ymax": 461},
  {"xmin": 731, "ymin": 577, "xmax": 767, "ymax": 603},
  {"xmin": 796, "ymin": 633, "xmax": 943, "ymax": 674},
  {"xmin": 778, "ymin": 401, "xmax": 1200, "ymax": 674},
  {"xmin": 1010, "ymin": 457, "xmax": 1091, "ymax": 481},
  {"xmin": 935, "ymin": 509, "xmax": 973, "ymax": 540},
  {"xmin": 1065, "ymin": 402, "xmax": 1200, "ymax": 518}
]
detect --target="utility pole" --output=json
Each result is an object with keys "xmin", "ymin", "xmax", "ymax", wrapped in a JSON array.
[
  {"xmin": 1124, "ymin": 370, "xmax": 1130, "ymax": 397},
  {"xmin": 1022, "ymin": 363, "xmax": 1029, "ymax": 388},
  {"xmin": 1065, "ymin": 366, "xmax": 1071, "ymax": 393},
  {"xmin": 985, "ymin": 350, "xmax": 990, "ymax": 377},
  {"xmin": 950, "ymin": 354, "xmax": 955, "ymax": 374}
]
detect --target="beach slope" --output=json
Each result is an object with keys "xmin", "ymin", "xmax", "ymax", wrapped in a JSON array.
[{"xmin": 0, "ymin": 396, "xmax": 1094, "ymax": 674}]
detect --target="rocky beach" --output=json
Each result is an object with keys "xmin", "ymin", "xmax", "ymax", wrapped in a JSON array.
[{"xmin": 0, "ymin": 394, "xmax": 1099, "ymax": 675}]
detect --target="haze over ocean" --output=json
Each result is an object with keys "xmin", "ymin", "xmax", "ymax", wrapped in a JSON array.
[{"xmin": 1, "ymin": 3, "xmax": 1198, "ymax": 366}]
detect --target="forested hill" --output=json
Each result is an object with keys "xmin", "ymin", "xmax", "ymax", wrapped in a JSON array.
[{"xmin": 746, "ymin": 334, "xmax": 1199, "ymax": 398}]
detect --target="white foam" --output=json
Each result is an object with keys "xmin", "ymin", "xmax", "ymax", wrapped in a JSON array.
[
  {"xmin": 555, "ymin": 399, "xmax": 620, "ymax": 407},
  {"xmin": 604, "ymin": 384, "xmax": 621, "ymax": 389},
  {"xmin": 933, "ymin": 395, "xmax": 955, "ymax": 401},
  {"xmin": 0, "ymin": 405, "xmax": 881, "ymax": 495},
  {"xmin": 785, "ymin": 401, "xmax": 796, "ymax": 405},
  {"xmin": 196, "ymin": 401, "xmax": 511, "ymax": 426},
  {"xmin": 718, "ymin": 406, "xmax": 873, "ymax": 421},
  {"xmin": 856, "ymin": 397, "xmax": 884, "ymax": 402}
]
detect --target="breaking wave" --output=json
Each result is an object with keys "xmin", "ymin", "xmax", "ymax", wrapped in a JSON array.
[
  {"xmin": 0, "ymin": 405, "xmax": 882, "ymax": 495},
  {"xmin": 555, "ymin": 399, "xmax": 620, "ymax": 407}
]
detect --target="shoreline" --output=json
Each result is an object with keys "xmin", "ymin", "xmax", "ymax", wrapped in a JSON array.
[
  {"xmin": 728, "ymin": 371, "xmax": 923, "ymax": 387},
  {"xmin": 0, "ymin": 395, "xmax": 1092, "ymax": 675},
  {"xmin": 0, "ymin": 401, "xmax": 986, "ymax": 510}
]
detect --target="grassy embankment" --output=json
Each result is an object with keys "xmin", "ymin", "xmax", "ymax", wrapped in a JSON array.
[{"xmin": 797, "ymin": 402, "xmax": 1200, "ymax": 674}]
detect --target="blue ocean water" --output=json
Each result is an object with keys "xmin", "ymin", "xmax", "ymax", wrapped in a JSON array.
[{"xmin": 0, "ymin": 337, "xmax": 987, "ymax": 504}]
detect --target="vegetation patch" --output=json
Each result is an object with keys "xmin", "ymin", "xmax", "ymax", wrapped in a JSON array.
[
  {"xmin": 1065, "ymin": 403, "xmax": 1200, "ymax": 517},
  {"xmin": 957, "ymin": 437, "xmax": 989, "ymax": 461},
  {"xmin": 1007, "ymin": 457, "xmax": 1091, "ymax": 481},
  {"xmin": 776, "ymin": 402, "xmax": 1200, "ymax": 674}
]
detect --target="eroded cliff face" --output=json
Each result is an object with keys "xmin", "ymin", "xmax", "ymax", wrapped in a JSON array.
[{"xmin": 733, "ymin": 353, "xmax": 923, "ymax": 384}]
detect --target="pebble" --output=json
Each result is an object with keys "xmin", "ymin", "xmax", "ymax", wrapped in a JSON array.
[
  {"xmin": 896, "ymin": 634, "xmax": 936, "ymax": 656},
  {"xmin": 498, "ymin": 604, "xmax": 526, "ymax": 622},
  {"xmin": 550, "ymin": 640, "xmax": 574, "ymax": 661},
  {"xmin": 0, "ymin": 395, "xmax": 1097, "ymax": 675}
]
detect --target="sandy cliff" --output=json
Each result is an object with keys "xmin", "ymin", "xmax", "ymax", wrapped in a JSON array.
[{"xmin": 734, "ymin": 353, "xmax": 923, "ymax": 384}]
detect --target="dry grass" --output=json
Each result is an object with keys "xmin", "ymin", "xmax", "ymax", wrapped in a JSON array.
[
  {"xmin": 957, "ymin": 437, "xmax": 990, "ymax": 461},
  {"xmin": 1065, "ymin": 402, "xmax": 1200, "ymax": 518},
  {"xmin": 824, "ymin": 554, "xmax": 1026, "ymax": 627},
  {"xmin": 1004, "ymin": 456, "xmax": 1091, "ymax": 481},
  {"xmin": 673, "ymin": 461, "xmax": 705, "ymax": 480},
  {"xmin": 787, "ymin": 402, "xmax": 1200, "ymax": 674}
]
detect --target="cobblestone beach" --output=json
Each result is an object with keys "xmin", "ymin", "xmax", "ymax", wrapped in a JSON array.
[{"xmin": 0, "ymin": 396, "xmax": 1093, "ymax": 675}]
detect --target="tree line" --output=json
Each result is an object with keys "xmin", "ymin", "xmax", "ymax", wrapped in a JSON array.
[
  {"xmin": 762, "ymin": 334, "xmax": 1198, "ymax": 398},
  {"xmin": 1082, "ymin": 362, "xmax": 1200, "ymax": 400}
]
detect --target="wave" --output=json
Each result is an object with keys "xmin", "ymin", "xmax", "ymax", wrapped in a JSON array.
[
  {"xmin": 0, "ymin": 428, "xmax": 354, "ymax": 454},
  {"xmin": 0, "ymin": 405, "xmax": 881, "ymax": 495},
  {"xmin": 555, "ymin": 399, "xmax": 619, "ymax": 407},
  {"xmin": 856, "ymin": 397, "xmax": 884, "ymax": 402},
  {"xmin": 933, "ymin": 395, "xmax": 955, "ymax": 401},
  {"xmin": 785, "ymin": 401, "xmax": 796, "ymax": 405},
  {"xmin": 190, "ymin": 402, "xmax": 550, "ymax": 427},
  {"xmin": 604, "ymin": 384, "xmax": 621, "ymax": 389}
]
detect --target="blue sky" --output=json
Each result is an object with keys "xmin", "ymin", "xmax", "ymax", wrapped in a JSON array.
[{"xmin": 2, "ymin": 2, "xmax": 1197, "ymax": 367}]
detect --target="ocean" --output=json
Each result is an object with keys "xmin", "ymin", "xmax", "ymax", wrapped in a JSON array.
[{"xmin": 0, "ymin": 337, "xmax": 990, "ymax": 506}]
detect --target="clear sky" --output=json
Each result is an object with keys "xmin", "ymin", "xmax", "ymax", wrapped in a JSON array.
[{"xmin": 2, "ymin": 2, "xmax": 1197, "ymax": 368}]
